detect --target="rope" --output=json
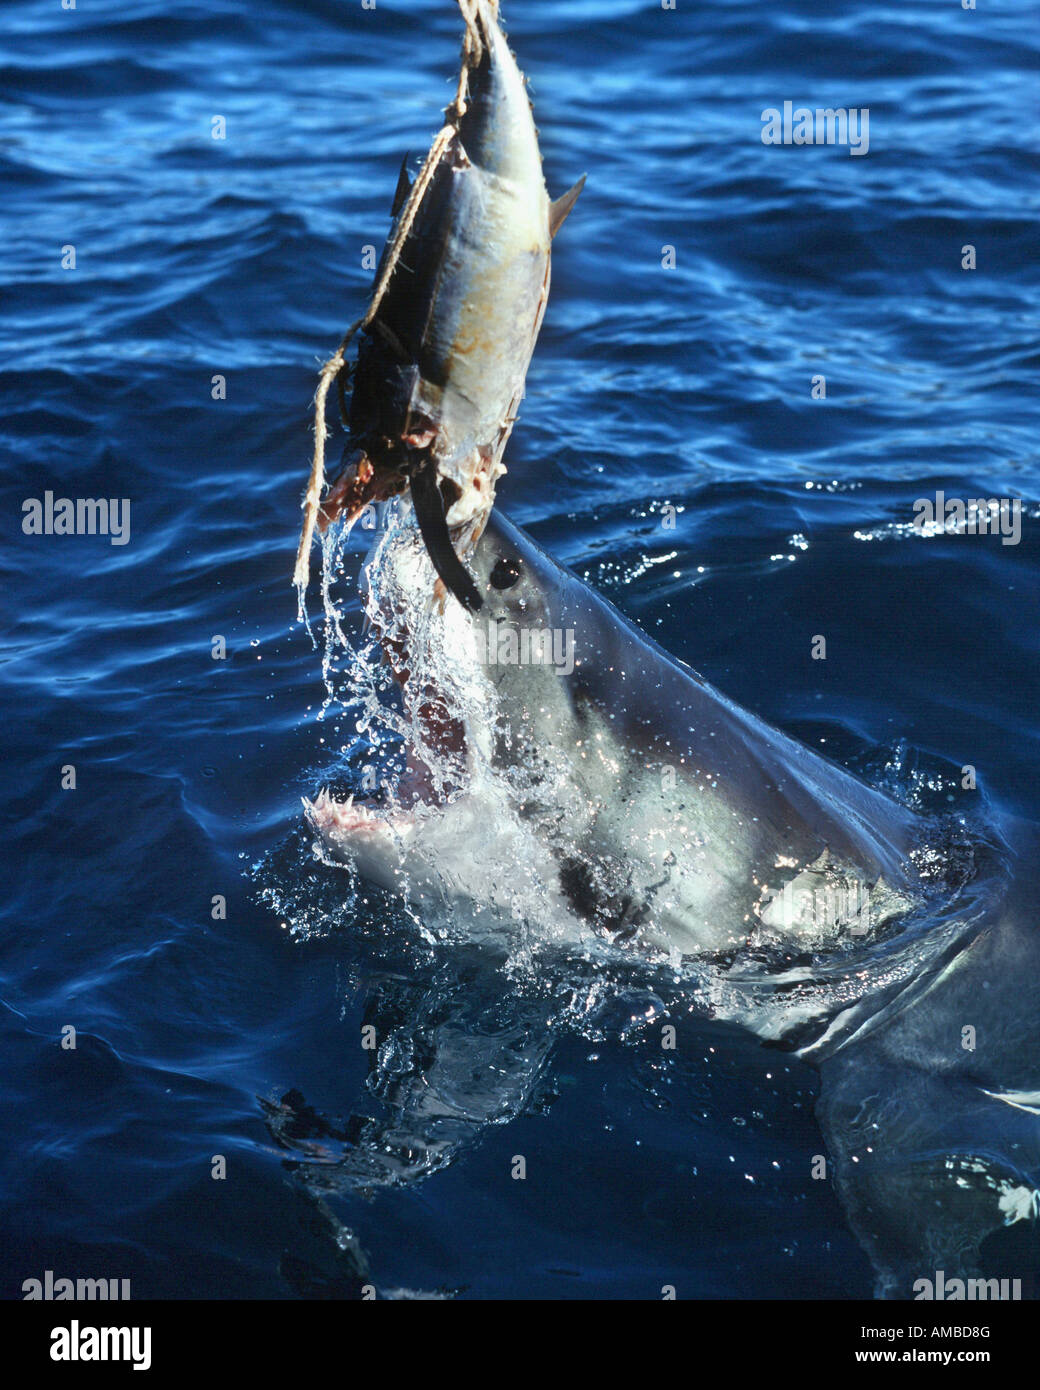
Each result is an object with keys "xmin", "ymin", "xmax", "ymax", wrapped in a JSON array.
[{"xmin": 292, "ymin": 319, "xmax": 360, "ymax": 590}]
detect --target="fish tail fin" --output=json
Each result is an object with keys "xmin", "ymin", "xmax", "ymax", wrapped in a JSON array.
[
  {"xmin": 458, "ymin": 0, "xmax": 503, "ymax": 54},
  {"xmin": 459, "ymin": 0, "xmax": 500, "ymax": 25},
  {"xmin": 452, "ymin": 0, "xmax": 509, "ymax": 121}
]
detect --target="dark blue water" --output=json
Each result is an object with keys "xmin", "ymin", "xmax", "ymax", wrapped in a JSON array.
[{"xmin": 2, "ymin": 0, "xmax": 1038, "ymax": 1299}]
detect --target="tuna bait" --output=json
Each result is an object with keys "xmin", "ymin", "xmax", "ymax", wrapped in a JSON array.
[{"xmin": 295, "ymin": 0, "xmax": 582, "ymax": 610}]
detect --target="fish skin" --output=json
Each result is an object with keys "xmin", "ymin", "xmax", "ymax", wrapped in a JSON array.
[{"xmin": 321, "ymin": 1, "xmax": 582, "ymax": 607}]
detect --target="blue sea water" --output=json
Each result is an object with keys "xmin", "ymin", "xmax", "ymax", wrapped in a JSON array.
[{"xmin": 1, "ymin": 0, "xmax": 1038, "ymax": 1300}]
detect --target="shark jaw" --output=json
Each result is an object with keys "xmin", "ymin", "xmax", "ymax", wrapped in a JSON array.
[{"xmin": 301, "ymin": 517, "xmax": 521, "ymax": 913}]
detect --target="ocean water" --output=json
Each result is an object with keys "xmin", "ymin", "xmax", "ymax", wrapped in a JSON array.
[{"xmin": 1, "ymin": 0, "xmax": 1038, "ymax": 1300}]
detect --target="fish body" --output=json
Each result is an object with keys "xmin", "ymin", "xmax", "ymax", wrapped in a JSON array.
[{"xmin": 324, "ymin": 1, "xmax": 582, "ymax": 607}]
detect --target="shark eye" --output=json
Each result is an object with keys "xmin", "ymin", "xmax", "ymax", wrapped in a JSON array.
[{"xmin": 490, "ymin": 557, "xmax": 522, "ymax": 590}]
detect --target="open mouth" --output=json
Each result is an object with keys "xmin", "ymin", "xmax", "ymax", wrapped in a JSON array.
[
  {"xmin": 304, "ymin": 592, "xmax": 476, "ymax": 849},
  {"xmin": 303, "ymin": 786, "xmax": 418, "ymax": 843},
  {"xmin": 303, "ymin": 727, "xmax": 467, "ymax": 851}
]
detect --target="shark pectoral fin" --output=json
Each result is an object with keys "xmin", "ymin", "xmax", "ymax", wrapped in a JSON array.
[
  {"xmin": 549, "ymin": 175, "xmax": 586, "ymax": 237},
  {"xmin": 410, "ymin": 467, "xmax": 483, "ymax": 612},
  {"xmin": 819, "ymin": 1050, "xmax": 1040, "ymax": 1297},
  {"xmin": 391, "ymin": 155, "xmax": 413, "ymax": 218}
]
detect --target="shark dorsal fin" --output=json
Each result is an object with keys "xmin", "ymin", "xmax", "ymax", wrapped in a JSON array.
[{"xmin": 549, "ymin": 175, "xmax": 586, "ymax": 237}]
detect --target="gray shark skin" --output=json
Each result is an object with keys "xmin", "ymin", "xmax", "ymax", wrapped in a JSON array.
[
  {"xmin": 465, "ymin": 513, "xmax": 922, "ymax": 953},
  {"xmin": 299, "ymin": 508, "xmax": 1040, "ymax": 1297},
  {"xmin": 815, "ymin": 867, "xmax": 1040, "ymax": 1298}
]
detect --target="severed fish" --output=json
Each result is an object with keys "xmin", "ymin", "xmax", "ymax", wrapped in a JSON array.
[{"xmin": 299, "ymin": 0, "xmax": 583, "ymax": 609}]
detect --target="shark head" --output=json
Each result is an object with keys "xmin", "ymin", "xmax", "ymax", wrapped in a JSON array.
[{"xmin": 306, "ymin": 506, "xmax": 931, "ymax": 967}]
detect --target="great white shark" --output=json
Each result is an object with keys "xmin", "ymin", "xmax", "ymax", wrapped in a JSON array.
[
  {"xmin": 290, "ymin": 0, "xmax": 1039, "ymax": 1301},
  {"xmin": 299, "ymin": 510, "xmax": 1040, "ymax": 1297}
]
